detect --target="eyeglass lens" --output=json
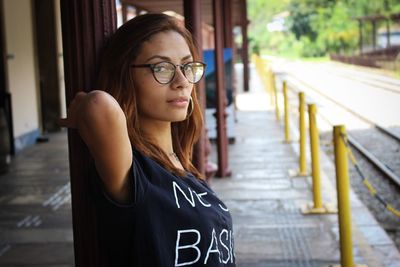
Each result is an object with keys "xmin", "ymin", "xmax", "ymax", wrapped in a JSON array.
[{"xmin": 153, "ymin": 62, "xmax": 205, "ymax": 84}]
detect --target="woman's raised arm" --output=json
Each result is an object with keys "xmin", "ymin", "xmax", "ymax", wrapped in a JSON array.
[{"xmin": 59, "ymin": 90, "xmax": 133, "ymax": 204}]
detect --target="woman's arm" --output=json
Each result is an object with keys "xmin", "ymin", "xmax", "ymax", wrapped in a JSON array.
[{"xmin": 59, "ymin": 90, "xmax": 133, "ymax": 204}]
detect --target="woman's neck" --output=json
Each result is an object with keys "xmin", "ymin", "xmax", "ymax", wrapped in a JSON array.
[
  {"xmin": 140, "ymin": 117, "xmax": 185, "ymax": 171},
  {"xmin": 140, "ymin": 118, "xmax": 174, "ymax": 154}
]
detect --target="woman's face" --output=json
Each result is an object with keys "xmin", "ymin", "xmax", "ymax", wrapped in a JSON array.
[{"xmin": 132, "ymin": 30, "xmax": 194, "ymax": 123}]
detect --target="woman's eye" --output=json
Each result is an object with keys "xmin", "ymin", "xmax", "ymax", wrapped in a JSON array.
[
  {"xmin": 154, "ymin": 66, "xmax": 165, "ymax": 72},
  {"xmin": 154, "ymin": 63, "xmax": 174, "ymax": 73}
]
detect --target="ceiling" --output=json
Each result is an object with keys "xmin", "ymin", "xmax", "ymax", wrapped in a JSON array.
[{"xmin": 120, "ymin": 0, "xmax": 245, "ymax": 26}]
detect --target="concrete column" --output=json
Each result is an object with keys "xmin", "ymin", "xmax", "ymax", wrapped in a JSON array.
[
  {"xmin": 60, "ymin": 0, "xmax": 116, "ymax": 266},
  {"xmin": 213, "ymin": 0, "xmax": 231, "ymax": 177},
  {"xmin": 183, "ymin": 0, "xmax": 206, "ymax": 177}
]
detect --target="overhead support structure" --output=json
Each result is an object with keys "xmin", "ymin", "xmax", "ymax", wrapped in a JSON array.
[
  {"xmin": 183, "ymin": 0, "xmax": 206, "ymax": 177},
  {"xmin": 356, "ymin": 13, "xmax": 400, "ymax": 54},
  {"xmin": 60, "ymin": 0, "xmax": 116, "ymax": 266},
  {"xmin": 213, "ymin": 0, "xmax": 231, "ymax": 177}
]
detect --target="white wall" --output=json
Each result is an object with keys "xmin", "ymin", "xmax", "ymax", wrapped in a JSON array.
[{"xmin": 3, "ymin": 0, "xmax": 40, "ymax": 139}]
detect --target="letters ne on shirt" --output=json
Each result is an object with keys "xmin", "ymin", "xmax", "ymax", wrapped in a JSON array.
[{"xmin": 172, "ymin": 181, "xmax": 235, "ymax": 266}]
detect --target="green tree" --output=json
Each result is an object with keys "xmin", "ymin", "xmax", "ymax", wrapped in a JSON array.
[
  {"xmin": 247, "ymin": 0, "xmax": 290, "ymax": 54},
  {"xmin": 311, "ymin": 2, "xmax": 358, "ymax": 54},
  {"xmin": 246, "ymin": 0, "xmax": 400, "ymax": 58}
]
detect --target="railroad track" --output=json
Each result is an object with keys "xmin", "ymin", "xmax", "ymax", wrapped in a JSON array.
[
  {"xmin": 307, "ymin": 63, "xmax": 400, "ymax": 95},
  {"xmin": 278, "ymin": 73, "xmax": 400, "ymax": 191}
]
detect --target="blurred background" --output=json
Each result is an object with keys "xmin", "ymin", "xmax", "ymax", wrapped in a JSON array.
[{"xmin": 248, "ymin": 0, "xmax": 400, "ymax": 72}]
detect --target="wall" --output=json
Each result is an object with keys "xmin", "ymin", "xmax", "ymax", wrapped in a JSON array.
[{"xmin": 3, "ymin": 0, "xmax": 40, "ymax": 151}]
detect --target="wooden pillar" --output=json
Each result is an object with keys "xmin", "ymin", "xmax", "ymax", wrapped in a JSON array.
[
  {"xmin": 222, "ymin": 0, "xmax": 234, "ymax": 86},
  {"xmin": 0, "ymin": 0, "xmax": 8, "ymax": 107},
  {"xmin": 34, "ymin": 0, "xmax": 61, "ymax": 132},
  {"xmin": 121, "ymin": 3, "xmax": 128, "ymax": 23},
  {"xmin": 358, "ymin": 20, "xmax": 363, "ymax": 54},
  {"xmin": 240, "ymin": 0, "xmax": 249, "ymax": 92},
  {"xmin": 60, "ymin": 1, "xmax": 116, "ymax": 266},
  {"xmin": 372, "ymin": 20, "xmax": 376, "ymax": 51},
  {"xmin": 183, "ymin": 0, "xmax": 206, "ymax": 177},
  {"xmin": 222, "ymin": 0, "xmax": 237, "ymax": 133},
  {"xmin": 386, "ymin": 19, "xmax": 391, "ymax": 48},
  {"xmin": 135, "ymin": 7, "xmax": 143, "ymax": 15},
  {"xmin": 213, "ymin": 0, "xmax": 231, "ymax": 177},
  {"xmin": 0, "ymin": 0, "xmax": 14, "ymax": 155},
  {"xmin": 223, "ymin": 0, "xmax": 233, "ymax": 48}
]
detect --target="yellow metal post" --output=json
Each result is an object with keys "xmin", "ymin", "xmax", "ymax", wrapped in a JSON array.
[
  {"xmin": 309, "ymin": 104, "xmax": 323, "ymax": 209},
  {"xmin": 301, "ymin": 104, "xmax": 336, "ymax": 215},
  {"xmin": 298, "ymin": 92, "xmax": 307, "ymax": 176},
  {"xmin": 283, "ymin": 81, "xmax": 290, "ymax": 143},
  {"xmin": 334, "ymin": 125, "xmax": 354, "ymax": 267},
  {"xmin": 272, "ymin": 73, "xmax": 280, "ymax": 121},
  {"xmin": 268, "ymin": 70, "xmax": 274, "ymax": 105}
]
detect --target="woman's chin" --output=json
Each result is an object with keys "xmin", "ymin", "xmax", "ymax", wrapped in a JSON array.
[{"xmin": 170, "ymin": 114, "xmax": 188, "ymax": 122}]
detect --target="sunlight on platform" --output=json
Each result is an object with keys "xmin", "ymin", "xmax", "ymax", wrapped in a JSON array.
[{"xmin": 235, "ymin": 91, "xmax": 272, "ymax": 111}]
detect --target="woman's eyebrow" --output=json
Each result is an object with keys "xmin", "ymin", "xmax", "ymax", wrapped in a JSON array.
[
  {"xmin": 181, "ymin": 55, "xmax": 192, "ymax": 61},
  {"xmin": 145, "ymin": 54, "xmax": 193, "ymax": 62},
  {"xmin": 145, "ymin": 55, "xmax": 170, "ymax": 62}
]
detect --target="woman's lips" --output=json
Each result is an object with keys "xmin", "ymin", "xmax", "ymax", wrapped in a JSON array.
[{"xmin": 167, "ymin": 97, "xmax": 189, "ymax": 108}]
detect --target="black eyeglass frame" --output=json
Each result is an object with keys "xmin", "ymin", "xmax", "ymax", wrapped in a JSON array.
[{"xmin": 131, "ymin": 61, "xmax": 207, "ymax": 84}]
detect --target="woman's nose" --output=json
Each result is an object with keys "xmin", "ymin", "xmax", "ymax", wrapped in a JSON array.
[{"xmin": 171, "ymin": 66, "xmax": 190, "ymax": 89}]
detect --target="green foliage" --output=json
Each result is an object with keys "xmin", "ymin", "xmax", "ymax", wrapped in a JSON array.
[
  {"xmin": 311, "ymin": 2, "xmax": 359, "ymax": 54},
  {"xmin": 247, "ymin": 0, "xmax": 291, "ymax": 55},
  {"xmin": 247, "ymin": 0, "xmax": 400, "ymax": 58}
]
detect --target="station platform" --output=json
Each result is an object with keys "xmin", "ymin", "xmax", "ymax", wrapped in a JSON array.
[{"xmin": 0, "ymin": 64, "xmax": 399, "ymax": 266}]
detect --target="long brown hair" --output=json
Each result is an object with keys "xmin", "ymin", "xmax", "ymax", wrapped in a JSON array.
[{"xmin": 97, "ymin": 13, "xmax": 204, "ymax": 179}]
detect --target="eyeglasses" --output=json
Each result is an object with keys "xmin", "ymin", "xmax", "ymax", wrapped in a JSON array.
[{"xmin": 131, "ymin": 61, "xmax": 206, "ymax": 84}]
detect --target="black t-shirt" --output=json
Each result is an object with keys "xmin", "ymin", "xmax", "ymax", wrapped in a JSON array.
[{"xmin": 91, "ymin": 149, "xmax": 236, "ymax": 267}]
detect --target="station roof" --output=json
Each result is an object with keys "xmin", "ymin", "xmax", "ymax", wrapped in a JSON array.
[
  {"xmin": 355, "ymin": 13, "xmax": 400, "ymax": 22},
  {"xmin": 120, "ymin": 0, "xmax": 244, "ymax": 26}
]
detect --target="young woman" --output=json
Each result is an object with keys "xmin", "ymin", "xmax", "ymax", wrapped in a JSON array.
[{"xmin": 60, "ymin": 13, "xmax": 235, "ymax": 267}]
